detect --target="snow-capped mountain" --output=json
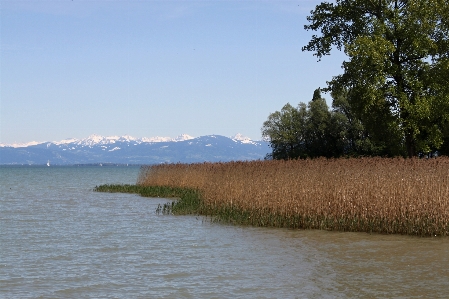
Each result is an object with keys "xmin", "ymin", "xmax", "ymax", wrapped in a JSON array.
[
  {"xmin": 0, "ymin": 134, "xmax": 270, "ymax": 165},
  {"xmin": 231, "ymin": 133, "xmax": 259, "ymax": 145},
  {"xmin": 0, "ymin": 134, "xmax": 195, "ymax": 148}
]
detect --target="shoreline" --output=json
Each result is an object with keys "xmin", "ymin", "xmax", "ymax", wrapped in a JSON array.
[{"xmin": 95, "ymin": 158, "xmax": 449, "ymax": 236}]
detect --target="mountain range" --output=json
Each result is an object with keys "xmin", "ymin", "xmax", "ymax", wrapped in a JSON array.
[{"xmin": 0, "ymin": 134, "xmax": 270, "ymax": 165}]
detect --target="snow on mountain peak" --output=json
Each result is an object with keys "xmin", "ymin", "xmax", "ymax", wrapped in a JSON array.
[
  {"xmin": 53, "ymin": 138, "xmax": 79, "ymax": 145},
  {"xmin": 1, "ymin": 133, "xmax": 260, "ymax": 148},
  {"xmin": 0, "ymin": 141, "xmax": 42, "ymax": 148},
  {"xmin": 70, "ymin": 133, "xmax": 196, "ymax": 146},
  {"xmin": 231, "ymin": 133, "xmax": 254, "ymax": 144},
  {"xmin": 173, "ymin": 134, "xmax": 195, "ymax": 142},
  {"xmin": 140, "ymin": 134, "xmax": 194, "ymax": 143},
  {"xmin": 140, "ymin": 136, "xmax": 173, "ymax": 143},
  {"xmin": 118, "ymin": 135, "xmax": 137, "ymax": 142},
  {"xmin": 78, "ymin": 134, "xmax": 109, "ymax": 146}
]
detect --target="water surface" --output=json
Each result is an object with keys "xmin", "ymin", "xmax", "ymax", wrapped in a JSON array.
[{"xmin": 1, "ymin": 166, "xmax": 448, "ymax": 298}]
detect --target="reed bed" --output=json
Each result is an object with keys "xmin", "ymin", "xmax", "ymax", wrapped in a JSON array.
[{"xmin": 136, "ymin": 158, "xmax": 449, "ymax": 236}]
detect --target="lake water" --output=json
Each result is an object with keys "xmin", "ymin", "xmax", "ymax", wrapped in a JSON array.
[{"xmin": 1, "ymin": 165, "xmax": 448, "ymax": 298}]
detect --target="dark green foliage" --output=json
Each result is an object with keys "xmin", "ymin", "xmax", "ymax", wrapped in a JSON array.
[
  {"xmin": 261, "ymin": 102, "xmax": 306, "ymax": 160},
  {"xmin": 262, "ymin": 0, "xmax": 449, "ymax": 158},
  {"xmin": 306, "ymin": 93, "xmax": 335, "ymax": 157},
  {"xmin": 303, "ymin": 0, "xmax": 449, "ymax": 157},
  {"xmin": 332, "ymin": 89, "xmax": 407, "ymax": 157},
  {"xmin": 262, "ymin": 89, "xmax": 383, "ymax": 159}
]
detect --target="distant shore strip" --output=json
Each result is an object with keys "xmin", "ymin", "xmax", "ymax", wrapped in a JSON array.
[{"xmin": 94, "ymin": 158, "xmax": 449, "ymax": 236}]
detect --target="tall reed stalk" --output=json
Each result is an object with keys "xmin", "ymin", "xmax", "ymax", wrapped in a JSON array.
[{"xmin": 136, "ymin": 158, "xmax": 449, "ymax": 236}]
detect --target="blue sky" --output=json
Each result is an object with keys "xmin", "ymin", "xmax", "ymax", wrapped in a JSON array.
[{"xmin": 1, "ymin": 0, "xmax": 346, "ymax": 144}]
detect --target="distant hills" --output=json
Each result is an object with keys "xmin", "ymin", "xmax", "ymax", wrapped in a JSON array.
[{"xmin": 0, "ymin": 134, "xmax": 270, "ymax": 165}]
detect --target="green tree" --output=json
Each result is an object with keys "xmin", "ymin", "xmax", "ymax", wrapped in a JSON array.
[
  {"xmin": 304, "ymin": 89, "xmax": 333, "ymax": 157},
  {"xmin": 261, "ymin": 103, "xmax": 307, "ymax": 159},
  {"xmin": 303, "ymin": 0, "xmax": 449, "ymax": 157},
  {"xmin": 262, "ymin": 89, "xmax": 336, "ymax": 159},
  {"xmin": 331, "ymin": 89, "xmax": 402, "ymax": 156}
]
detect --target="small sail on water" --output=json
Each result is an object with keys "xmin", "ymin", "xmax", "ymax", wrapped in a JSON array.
[{"xmin": 47, "ymin": 160, "xmax": 50, "ymax": 167}]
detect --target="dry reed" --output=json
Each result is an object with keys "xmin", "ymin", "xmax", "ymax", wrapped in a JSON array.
[{"xmin": 137, "ymin": 158, "xmax": 449, "ymax": 236}]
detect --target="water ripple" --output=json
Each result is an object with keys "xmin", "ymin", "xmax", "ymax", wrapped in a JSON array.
[{"xmin": 1, "ymin": 166, "xmax": 448, "ymax": 298}]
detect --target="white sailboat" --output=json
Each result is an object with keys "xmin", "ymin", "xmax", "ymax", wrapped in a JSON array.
[{"xmin": 47, "ymin": 160, "xmax": 50, "ymax": 167}]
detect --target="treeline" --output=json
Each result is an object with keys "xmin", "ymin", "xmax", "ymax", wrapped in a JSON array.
[{"xmin": 262, "ymin": 89, "xmax": 449, "ymax": 159}]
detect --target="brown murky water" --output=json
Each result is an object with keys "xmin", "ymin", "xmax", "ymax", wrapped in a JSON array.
[{"xmin": 1, "ymin": 166, "xmax": 448, "ymax": 298}]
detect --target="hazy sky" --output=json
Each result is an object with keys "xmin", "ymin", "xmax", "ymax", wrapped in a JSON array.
[{"xmin": 1, "ymin": 0, "xmax": 346, "ymax": 144}]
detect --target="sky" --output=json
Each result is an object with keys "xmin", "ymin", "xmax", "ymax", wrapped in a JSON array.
[{"xmin": 1, "ymin": 0, "xmax": 346, "ymax": 144}]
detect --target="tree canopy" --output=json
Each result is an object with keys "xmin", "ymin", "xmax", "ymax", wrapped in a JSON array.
[
  {"xmin": 303, "ymin": 0, "xmax": 449, "ymax": 157},
  {"xmin": 262, "ymin": 89, "xmax": 375, "ymax": 159}
]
